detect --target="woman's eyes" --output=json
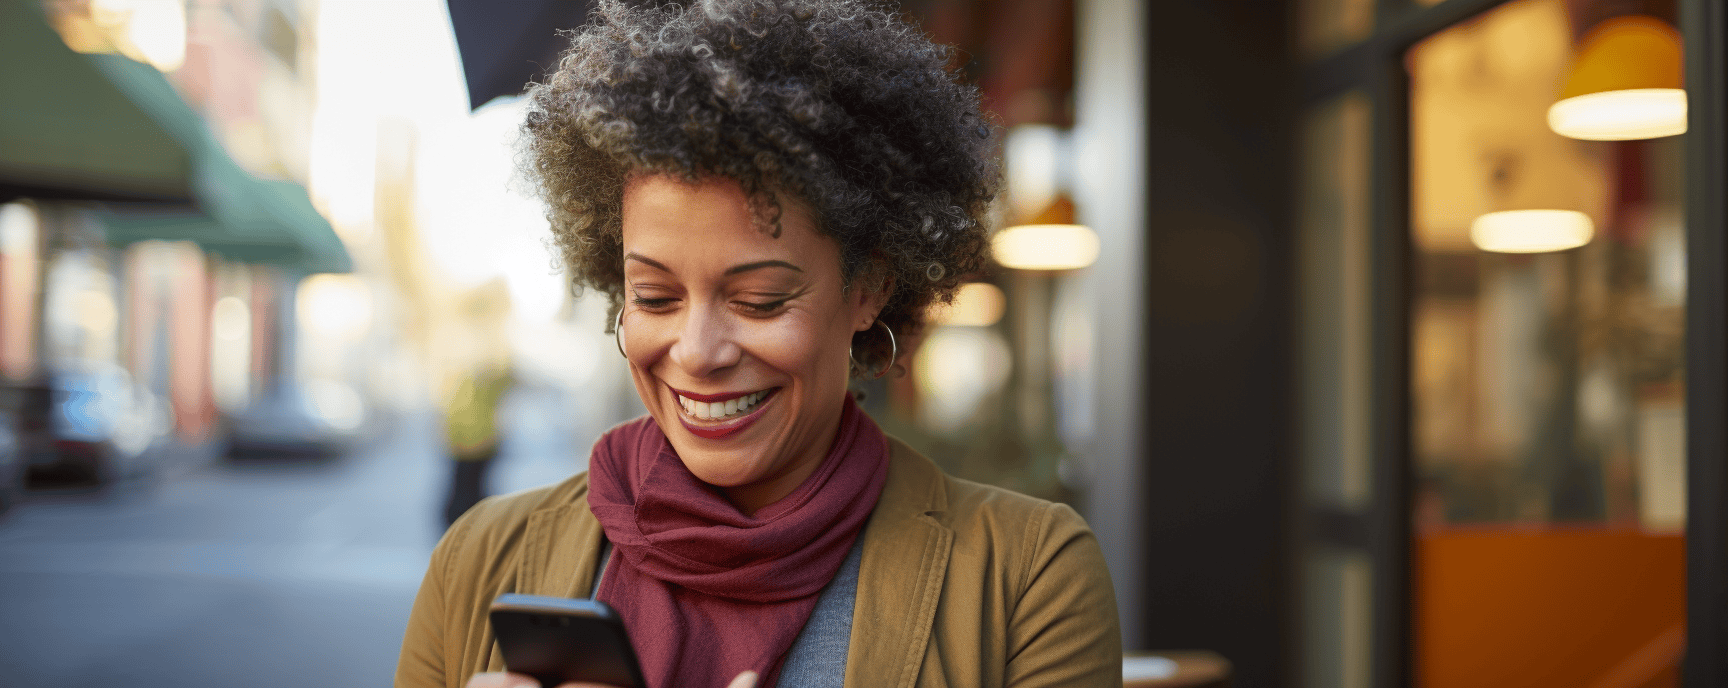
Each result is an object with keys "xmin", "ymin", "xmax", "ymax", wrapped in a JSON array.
[{"xmin": 628, "ymin": 294, "xmax": 790, "ymax": 315}]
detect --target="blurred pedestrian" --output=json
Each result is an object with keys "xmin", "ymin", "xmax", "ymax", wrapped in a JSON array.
[
  {"xmin": 438, "ymin": 280, "xmax": 515, "ymax": 528},
  {"xmin": 440, "ymin": 361, "xmax": 513, "ymax": 528}
]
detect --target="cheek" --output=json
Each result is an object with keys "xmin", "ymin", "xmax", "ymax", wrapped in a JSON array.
[
  {"xmin": 735, "ymin": 309, "xmax": 864, "ymax": 389},
  {"xmin": 744, "ymin": 318, "xmax": 850, "ymax": 374}
]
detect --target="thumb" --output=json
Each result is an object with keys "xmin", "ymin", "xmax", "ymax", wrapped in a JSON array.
[{"xmin": 726, "ymin": 670, "xmax": 760, "ymax": 688}]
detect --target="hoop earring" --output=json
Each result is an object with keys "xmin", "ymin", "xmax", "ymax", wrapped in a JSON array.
[
  {"xmin": 849, "ymin": 320, "xmax": 898, "ymax": 380},
  {"xmin": 614, "ymin": 308, "xmax": 628, "ymax": 359}
]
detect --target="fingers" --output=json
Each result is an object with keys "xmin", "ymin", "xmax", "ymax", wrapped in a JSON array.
[
  {"xmin": 727, "ymin": 670, "xmax": 760, "ymax": 688},
  {"xmin": 465, "ymin": 672, "xmax": 540, "ymax": 688}
]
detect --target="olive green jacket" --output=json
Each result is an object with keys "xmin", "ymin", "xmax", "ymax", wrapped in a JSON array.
[{"xmin": 394, "ymin": 437, "xmax": 1123, "ymax": 688}]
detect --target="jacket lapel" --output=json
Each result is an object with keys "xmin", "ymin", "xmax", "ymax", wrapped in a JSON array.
[
  {"xmin": 845, "ymin": 439, "xmax": 953, "ymax": 688},
  {"xmin": 517, "ymin": 483, "xmax": 607, "ymax": 599}
]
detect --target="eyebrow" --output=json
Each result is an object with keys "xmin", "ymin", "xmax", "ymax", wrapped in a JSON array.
[
  {"xmin": 624, "ymin": 252, "xmax": 671, "ymax": 272},
  {"xmin": 724, "ymin": 260, "xmax": 803, "ymax": 276},
  {"xmin": 623, "ymin": 253, "xmax": 803, "ymax": 276}
]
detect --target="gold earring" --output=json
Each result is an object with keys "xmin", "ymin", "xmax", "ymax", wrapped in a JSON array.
[{"xmin": 848, "ymin": 320, "xmax": 898, "ymax": 379}]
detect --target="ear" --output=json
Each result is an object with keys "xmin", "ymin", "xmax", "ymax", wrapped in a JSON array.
[{"xmin": 851, "ymin": 261, "xmax": 895, "ymax": 331}]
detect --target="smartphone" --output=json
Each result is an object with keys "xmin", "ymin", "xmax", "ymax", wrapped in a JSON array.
[{"xmin": 489, "ymin": 593, "xmax": 646, "ymax": 688}]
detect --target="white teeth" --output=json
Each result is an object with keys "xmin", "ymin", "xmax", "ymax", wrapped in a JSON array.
[{"xmin": 677, "ymin": 390, "xmax": 769, "ymax": 421}]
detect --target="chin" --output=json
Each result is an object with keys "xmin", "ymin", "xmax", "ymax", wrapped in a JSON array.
[{"xmin": 672, "ymin": 446, "xmax": 769, "ymax": 488}]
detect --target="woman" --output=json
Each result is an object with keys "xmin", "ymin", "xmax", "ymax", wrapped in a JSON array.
[{"xmin": 395, "ymin": 1, "xmax": 1121, "ymax": 687}]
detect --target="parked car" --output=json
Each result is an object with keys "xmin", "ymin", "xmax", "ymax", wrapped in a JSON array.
[
  {"xmin": 223, "ymin": 379, "xmax": 365, "ymax": 460},
  {"xmin": 5, "ymin": 365, "xmax": 167, "ymax": 485}
]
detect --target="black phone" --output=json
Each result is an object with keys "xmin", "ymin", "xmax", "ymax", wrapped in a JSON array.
[{"xmin": 489, "ymin": 593, "xmax": 646, "ymax": 688}]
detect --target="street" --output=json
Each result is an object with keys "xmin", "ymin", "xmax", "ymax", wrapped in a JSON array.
[{"xmin": 0, "ymin": 388, "xmax": 598, "ymax": 688}]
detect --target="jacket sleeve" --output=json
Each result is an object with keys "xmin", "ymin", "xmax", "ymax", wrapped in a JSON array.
[
  {"xmin": 396, "ymin": 517, "xmax": 467, "ymax": 688},
  {"xmin": 1005, "ymin": 502, "xmax": 1124, "ymax": 688}
]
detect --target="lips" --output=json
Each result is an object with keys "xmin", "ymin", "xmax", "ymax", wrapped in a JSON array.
[{"xmin": 670, "ymin": 386, "xmax": 780, "ymax": 439}]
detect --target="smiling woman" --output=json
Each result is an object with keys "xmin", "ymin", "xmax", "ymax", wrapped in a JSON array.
[{"xmin": 394, "ymin": 2, "xmax": 1122, "ymax": 688}]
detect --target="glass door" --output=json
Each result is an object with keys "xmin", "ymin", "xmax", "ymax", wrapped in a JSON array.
[
  {"xmin": 1407, "ymin": 1, "xmax": 1687, "ymax": 686},
  {"xmin": 1295, "ymin": 0, "xmax": 1727, "ymax": 686}
]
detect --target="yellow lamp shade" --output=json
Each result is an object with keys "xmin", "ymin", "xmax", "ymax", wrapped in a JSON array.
[{"xmin": 1548, "ymin": 16, "xmax": 1686, "ymax": 141}]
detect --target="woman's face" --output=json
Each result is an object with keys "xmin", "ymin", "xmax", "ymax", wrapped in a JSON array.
[{"xmin": 618, "ymin": 175, "xmax": 883, "ymax": 514}]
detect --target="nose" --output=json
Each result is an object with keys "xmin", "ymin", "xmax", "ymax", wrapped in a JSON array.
[{"xmin": 665, "ymin": 302, "xmax": 742, "ymax": 378}]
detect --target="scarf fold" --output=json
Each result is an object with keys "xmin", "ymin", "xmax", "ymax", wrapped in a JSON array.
[{"xmin": 588, "ymin": 396, "xmax": 888, "ymax": 688}]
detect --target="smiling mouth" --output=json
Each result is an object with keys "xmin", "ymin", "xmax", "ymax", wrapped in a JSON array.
[{"xmin": 676, "ymin": 388, "xmax": 774, "ymax": 421}]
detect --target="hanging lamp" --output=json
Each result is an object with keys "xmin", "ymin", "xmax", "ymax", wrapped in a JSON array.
[
  {"xmin": 1470, "ymin": 209, "xmax": 1595, "ymax": 253},
  {"xmin": 1547, "ymin": 15, "xmax": 1685, "ymax": 141},
  {"xmin": 992, "ymin": 194, "xmax": 1100, "ymax": 271}
]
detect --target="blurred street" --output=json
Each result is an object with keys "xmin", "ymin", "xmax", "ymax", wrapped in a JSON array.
[{"xmin": 0, "ymin": 384, "xmax": 594, "ymax": 688}]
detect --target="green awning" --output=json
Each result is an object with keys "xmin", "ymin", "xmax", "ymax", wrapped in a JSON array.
[
  {"xmin": 90, "ymin": 40, "xmax": 352, "ymax": 273},
  {"xmin": 3, "ymin": 0, "xmax": 351, "ymax": 273},
  {"xmin": 99, "ymin": 171, "xmax": 353, "ymax": 274},
  {"xmin": 0, "ymin": 0, "xmax": 192, "ymax": 200}
]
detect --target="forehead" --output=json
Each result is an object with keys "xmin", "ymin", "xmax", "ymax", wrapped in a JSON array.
[{"xmin": 620, "ymin": 175, "xmax": 837, "ymax": 274}]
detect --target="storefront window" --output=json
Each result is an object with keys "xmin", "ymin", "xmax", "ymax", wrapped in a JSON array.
[
  {"xmin": 1408, "ymin": 0, "xmax": 1686, "ymax": 685},
  {"xmin": 1409, "ymin": 0, "xmax": 1685, "ymax": 531}
]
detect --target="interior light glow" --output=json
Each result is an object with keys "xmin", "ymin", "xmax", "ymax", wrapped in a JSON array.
[
  {"xmin": 213, "ymin": 296, "xmax": 250, "ymax": 342},
  {"xmin": 210, "ymin": 295, "xmax": 252, "ymax": 411},
  {"xmin": 929, "ymin": 282, "xmax": 1006, "ymax": 327},
  {"xmin": 1004, "ymin": 125, "xmax": 1062, "ymax": 223},
  {"xmin": 297, "ymin": 274, "xmax": 373, "ymax": 339},
  {"xmin": 1547, "ymin": 88, "xmax": 1687, "ymax": 141},
  {"xmin": 95, "ymin": 0, "xmax": 186, "ymax": 71},
  {"xmin": 1470, "ymin": 209, "xmax": 1595, "ymax": 253},
  {"xmin": 127, "ymin": 0, "xmax": 185, "ymax": 71},
  {"xmin": 992, "ymin": 224, "xmax": 1100, "ymax": 271}
]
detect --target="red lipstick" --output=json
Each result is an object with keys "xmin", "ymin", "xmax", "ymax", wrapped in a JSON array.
[{"xmin": 672, "ymin": 386, "xmax": 779, "ymax": 439}]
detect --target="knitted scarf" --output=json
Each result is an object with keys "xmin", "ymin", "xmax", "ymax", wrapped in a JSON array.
[{"xmin": 587, "ymin": 396, "xmax": 888, "ymax": 688}]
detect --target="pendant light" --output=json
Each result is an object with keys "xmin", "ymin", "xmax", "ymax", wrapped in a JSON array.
[
  {"xmin": 1547, "ymin": 16, "xmax": 1685, "ymax": 141},
  {"xmin": 1470, "ymin": 209, "xmax": 1595, "ymax": 253},
  {"xmin": 992, "ymin": 194, "xmax": 1100, "ymax": 271}
]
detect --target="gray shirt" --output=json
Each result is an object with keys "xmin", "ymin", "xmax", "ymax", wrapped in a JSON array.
[{"xmin": 592, "ymin": 535, "xmax": 863, "ymax": 687}]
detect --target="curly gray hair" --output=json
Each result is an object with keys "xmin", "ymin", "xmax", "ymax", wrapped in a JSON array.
[{"xmin": 521, "ymin": 0, "xmax": 1000, "ymax": 375}]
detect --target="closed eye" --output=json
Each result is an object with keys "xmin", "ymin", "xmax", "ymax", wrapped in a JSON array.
[
  {"xmin": 735, "ymin": 299, "xmax": 789, "ymax": 314},
  {"xmin": 631, "ymin": 296, "xmax": 677, "ymax": 310},
  {"xmin": 734, "ymin": 287, "xmax": 804, "ymax": 315}
]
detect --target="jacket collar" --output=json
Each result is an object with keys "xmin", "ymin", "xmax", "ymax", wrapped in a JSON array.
[
  {"xmin": 844, "ymin": 437, "xmax": 955, "ymax": 688},
  {"xmin": 518, "ymin": 474, "xmax": 606, "ymax": 599}
]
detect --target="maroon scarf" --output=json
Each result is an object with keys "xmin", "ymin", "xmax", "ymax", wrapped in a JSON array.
[{"xmin": 587, "ymin": 396, "xmax": 888, "ymax": 688}]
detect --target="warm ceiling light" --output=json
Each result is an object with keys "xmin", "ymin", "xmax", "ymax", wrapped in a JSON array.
[
  {"xmin": 992, "ymin": 224, "xmax": 1100, "ymax": 270},
  {"xmin": 929, "ymin": 282, "xmax": 1006, "ymax": 327},
  {"xmin": 1470, "ymin": 210, "xmax": 1595, "ymax": 253},
  {"xmin": 1548, "ymin": 16, "xmax": 1684, "ymax": 141}
]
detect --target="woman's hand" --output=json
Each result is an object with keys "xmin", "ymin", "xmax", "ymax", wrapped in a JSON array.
[{"xmin": 464, "ymin": 669, "xmax": 759, "ymax": 688}]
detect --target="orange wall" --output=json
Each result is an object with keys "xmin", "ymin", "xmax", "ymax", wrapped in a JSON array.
[{"xmin": 1415, "ymin": 528, "xmax": 1684, "ymax": 688}]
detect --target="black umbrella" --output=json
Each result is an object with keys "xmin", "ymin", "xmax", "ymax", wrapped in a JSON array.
[{"xmin": 446, "ymin": 0, "xmax": 595, "ymax": 111}]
